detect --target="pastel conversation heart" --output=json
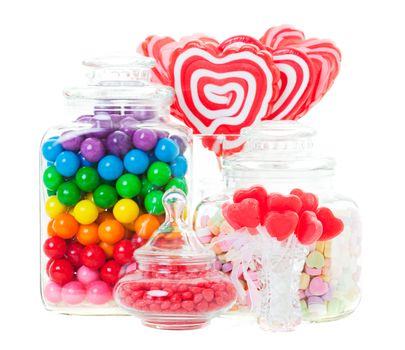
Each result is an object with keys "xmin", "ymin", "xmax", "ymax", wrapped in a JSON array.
[
  {"xmin": 226, "ymin": 198, "xmax": 261, "ymax": 228},
  {"xmin": 290, "ymin": 188, "xmax": 319, "ymax": 213},
  {"xmin": 267, "ymin": 193, "xmax": 302, "ymax": 213},
  {"xmin": 295, "ymin": 210, "xmax": 323, "ymax": 245},
  {"xmin": 316, "ymin": 207, "xmax": 344, "ymax": 241},
  {"xmin": 233, "ymin": 185, "xmax": 268, "ymax": 221},
  {"xmin": 264, "ymin": 210, "xmax": 298, "ymax": 241}
]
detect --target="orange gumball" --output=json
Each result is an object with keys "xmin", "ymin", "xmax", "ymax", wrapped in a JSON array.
[
  {"xmin": 98, "ymin": 219, "xmax": 125, "ymax": 244},
  {"xmin": 134, "ymin": 214, "xmax": 160, "ymax": 240},
  {"xmin": 97, "ymin": 211, "xmax": 115, "ymax": 224},
  {"xmin": 77, "ymin": 223, "xmax": 100, "ymax": 245},
  {"xmin": 99, "ymin": 241, "xmax": 115, "ymax": 258},
  {"xmin": 47, "ymin": 220, "xmax": 56, "ymax": 236},
  {"xmin": 53, "ymin": 213, "xmax": 79, "ymax": 239}
]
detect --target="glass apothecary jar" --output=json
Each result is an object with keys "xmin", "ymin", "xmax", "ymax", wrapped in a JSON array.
[
  {"xmin": 193, "ymin": 121, "xmax": 361, "ymax": 328},
  {"xmin": 40, "ymin": 56, "xmax": 192, "ymax": 315}
]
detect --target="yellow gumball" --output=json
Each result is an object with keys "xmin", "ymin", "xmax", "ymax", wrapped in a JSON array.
[
  {"xmin": 45, "ymin": 195, "xmax": 66, "ymax": 218},
  {"xmin": 86, "ymin": 192, "xmax": 104, "ymax": 213},
  {"xmin": 73, "ymin": 199, "xmax": 98, "ymax": 224},
  {"xmin": 113, "ymin": 199, "xmax": 139, "ymax": 224}
]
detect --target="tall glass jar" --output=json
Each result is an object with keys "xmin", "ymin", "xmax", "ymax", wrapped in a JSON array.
[
  {"xmin": 193, "ymin": 121, "xmax": 361, "ymax": 327},
  {"xmin": 40, "ymin": 56, "xmax": 192, "ymax": 315}
]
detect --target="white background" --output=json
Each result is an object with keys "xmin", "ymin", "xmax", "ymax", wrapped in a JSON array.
[{"xmin": 0, "ymin": 0, "xmax": 403, "ymax": 348}]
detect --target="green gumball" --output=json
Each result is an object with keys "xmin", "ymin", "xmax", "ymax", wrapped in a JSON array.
[
  {"xmin": 93, "ymin": 184, "xmax": 118, "ymax": 209},
  {"xmin": 147, "ymin": 161, "xmax": 171, "ymax": 186},
  {"xmin": 144, "ymin": 190, "xmax": 164, "ymax": 215},
  {"xmin": 56, "ymin": 181, "xmax": 81, "ymax": 206},
  {"xmin": 75, "ymin": 167, "xmax": 100, "ymax": 192},
  {"xmin": 116, "ymin": 174, "xmax": 141, "ymax": 198},
  {"xmin": 165, "ymin": 177, "xmax": 188, "ymax": 194},
  {"xmin": 43, "ymin": 166, "xmax": 64, "ymax": 191},
  {"xmin": 139, "ymin": 177, "xmax": 158, "ymax": 198}
]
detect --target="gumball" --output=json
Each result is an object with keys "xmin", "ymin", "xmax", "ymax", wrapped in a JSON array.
[
  {"xmin": 87, "ymin": 280, "xmax": 112, "ymax": 305},
  {"xmin": 47, "ymin": 189, "xmax": 56, "ymax": 196},
  {"xmin": 53, "ymin": 213, "xmax": 79, "ymax": 239},
  {"xmin": 43, "ymin": 236, "xmax": 66, "ymax": 259},
  {"xmin": 55, "ymin": 151, "xmax": 80, "ymax": 177},
  {"xmin": 75, "ymin": 167, "xmax": 100, "ymax": 192},
  {"xmin": 132, "ymin": 128, "xmax": 158, "ymax": 151},
  {"xmin": 97, "ymin": 211, "xmax": 115, "ymax": 224},
  {"xmin": 45, "ymin": 196, "xmax": 66, "ymax": 219},
  {"xmin": 113, "ymin": 239, "xmax": 135, "ymax": 265},
  {"xmin": 47, "ymin": 220, "xmax": 56, "ymax": 236},
  {"xmin": 93, "ymin": 184, "xmax": 118, "ymax": 209},
  {"xmin": 147, "ymin": 161, "xmax": 171, "ymax": 186},
  {"xmin": 123, "ymin": 149, "xmax": 149, "ymax": 175},
  {"xmin": 97, "ymin": 155, "xmax": 124, "ymax": 181},
  {"xmin": 48, "ymin": 258, "xmax": 74, "ymax": 285},
  {"xmin": 77, "ymin": 223, "xmax": 99, "ymax": 245},
  {"xmin": 144, "ymin": 190, "xmax": 164, "ymax": 215},
  {"xmin": 170, "ymin": 155, "xmax": 188, "ymax": 177},
  {"xmin": 73, "ymin": 199, "xmax": 99, "ymax": 224},
  {"xmin": 61, "ymin": 281, "xmax": 86, "ymax": 305},
  {"xmin": 106, "ymin": 131, "xmax": 131, "ymax": 157},
  {"xmin": 42, "ymin": 137, "xmax": 63, "ymax": 162},
  {"xmin": 56, "ymin": 181, "xmax": 81, "ymax": 206},
  {"xmin": 44, "ymin": 281, "xmax": 62, "ymax": 303},
  {"xmin": 46, "ymin": 258, "xmax": 55, "ymax": 276},
  {"xmin": 98, "ymin": 219, "xmax": 125, "ymax": 244},
  {"xmin": 154, "ymin": 137, "xmax": 180, "ymax": 162},
  {"xmin": 65, "ymin": 241, "xmax": 84, "ymax": 268},
  {"xmin": 132, "ymin": 234, "xmax": 147, "ymax": 249},
  {"xmin": 85, "ymin": 192, "xmax": 104, "ymax": 213},
  {"xmin": 80, "ymin": 244, "xmax": 106, "ymax": 269},
  {"xmin": 139, "ymin": 177, "xmax": 158, "ymax": 197},
  {"xmin": 100, "ymin": 260, "xmax": 122, "ymax": 285},
  {"xmin": 60, "ymin": 132, "xmax": 83, "ymax": 151},
  {"xmin": 78, "ymin": 152, "xmax": 94, "ymax": 167},
  {"xmin": 77, "ymin": 265, "xmax": 99, "ymax": 285},
  {"xmin": 113, "ymin": 199, "xmax": 139, "ymax": 224},
  {"xmin": 169, "ymin": 135, "xmax": 187, "ymax": 154},
  {"xmin": 98, "ymin": 241, "xmax": 114, "ymax": 258},
  {"xmin": 165, "ymin": 177, "xmax": 188, "ymax": 194},
  {"xmin": 116, "ymin": 174, "xmax": 141, "ymax": 198},
  {"xmin": 134, "ymin": 214, "xmax": 160, "ymax": 240},
  {"xmin": 80, "ymin": 137, "xmax": 105, "ymax": 163},
  {"xmin": 43, "ymin": 166, "xmax": 64, "ymax": 191}
]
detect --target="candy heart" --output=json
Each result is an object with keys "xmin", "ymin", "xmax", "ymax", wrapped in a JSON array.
[
  {"xmin": 260, "ymin": 25, "xmax": 305, "ymax": 50},
  {"xmin": 221, "ymin": 202, "xmax": 241, "ymax": 230},
  {"xmin": 233, "ymin": 186, "xmax": 268, "ymax": 222},
  {"xmin": 295, "ymin": 210, "xmax": 323, "ymax": 245},
  {"xmin": 290, "ymin": 188, "xmax": 318, "ymax": 213},
  {"xmin": 308, "ymin": 276, "xmax": 329, "ymax": 296},
  {"xmin": 264, "ymin": 210, "xmax": 298, "ymax": 241},
  {"xmin": 267, "ymin": 193, "xmax": 302, "ymax": 213},
  {"xmin": 316, "ymin": 207, "xmax": 344, "ymax": 241},
  {"xmin": 226, "ymin": 198, "xmax": 261, "ymax": 228}
]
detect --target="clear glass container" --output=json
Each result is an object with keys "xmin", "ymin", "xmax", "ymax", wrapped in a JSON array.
[
  {"xmin": 193, "ymin": 121, "xmax": 361, "ymax": 328},
  {"xmin": 114, "ymin": 189, "xmax": 236, "ymax": 329},
  {"xmin": 40, "ymin": 56, "xmax": 192, "ymax": 315}
]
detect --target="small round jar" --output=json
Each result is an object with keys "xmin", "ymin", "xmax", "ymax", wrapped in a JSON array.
[
  {"xmin": 193, "ymin": 121, "xmax": 361, "ymax": 323},
  {"xmin": 40, "ymin": 56, "xmax": 192, "ymax": 315}
]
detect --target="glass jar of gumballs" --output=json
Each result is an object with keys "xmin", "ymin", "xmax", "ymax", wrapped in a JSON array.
[
  {"xmin": 40, "ymin": 56, "xmax": 192, "ymax": 315},
  {"xmin": 193, "ymin": 121, "xmax": 361, "ymax": 327}
]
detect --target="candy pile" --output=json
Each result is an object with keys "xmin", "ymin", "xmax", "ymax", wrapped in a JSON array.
[{"xmin": 41, "ymin": 114, "xmax": 189, "ymax": 306}]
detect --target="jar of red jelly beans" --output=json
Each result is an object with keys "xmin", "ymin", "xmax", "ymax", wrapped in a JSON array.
[
  {"xmin": 193, "ymin": 121, "xmax": 361, "ymax": 326},
  {"xmin": 40, "ymin": 56, "xmax": 192, "ymax": 315},
  {"xmin": 114, "ymin": 188, "xmax": 236, "ymax": 329}
]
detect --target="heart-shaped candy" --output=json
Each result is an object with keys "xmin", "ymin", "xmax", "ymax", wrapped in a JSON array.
[
  {"xmin": 316, "ymin": 207, "xmax": 344, "ymax": 241},
  {"xmin": 267, "ymin": 193, "xmax": 302, "ymax": 213},
  {"xmin": 295, "ymin": 210, "xmax": 323, "ymax": 245},
  {"xmin": 221, "ymin": 202, "xmax": 241, "ymax": 230},
  {"xmin": 260, "ymin": 25, "xmax": 305, "ymax": 50},
  {"xmin": 290, "ymin": 188, "xmax": 319, "ymax": 213},
  {"xmin": 264, "ymin": 210, "xmax": 298, "ymax": 241},
  {"xmin": 308, "ymin": 276, "xmax": 329, "ymax": 296},
  {"xmin": 226, "ymin": 198, "xmax": 261, "ymax": 229},
  {"xmin": 233, "ymin": 185, "xmax": 268, "ymax": 222}
]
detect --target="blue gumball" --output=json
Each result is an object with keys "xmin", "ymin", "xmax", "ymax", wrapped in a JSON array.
[
  {"xmin": 55, "ymin": 151, "xmax": 80, "ymax": 177},
  {"xmin": 78, "ymin": 152, "xmax": 94, "ymax": 167},
  {"xmin": 124, "ymin": 149, "xmax": 150, "ymax": 175},
  {"xmin": 170, "ymin": 155, "xmax": 188, "ymax": 177},
  {"xmin": 154, "ymin": 138, "xmax": 180, "ymax": 163},
  {"xmin": 97, "ymin": 155, "xmax": 124, "ymax": 181},
  {"xmin": 42, "ymin": 137, "xmax": 63, "ymax": 162}
]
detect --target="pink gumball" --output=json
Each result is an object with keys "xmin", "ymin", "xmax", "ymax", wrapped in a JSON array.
[
  {"xmin": 87, "ymin": 280, "xmax": 112, "ymax": 305},
  {"xmin": 44, "ymin": 281, "xmax": 62, "ymax": 303},
  {"xmin": 77, "ymin": 265, "xmax": 99, "ymax": 285},
  {"xmin": 61, "ymin": 281, "xmax": 86, "ymax": 305}
]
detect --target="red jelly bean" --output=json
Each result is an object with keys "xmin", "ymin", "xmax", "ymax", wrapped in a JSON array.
[
  {"xmin": 202, "ymin": 288, "xmax": 214, "ymax": 302},
  {"xmin": 182, "ymin": 300, "xmax": 194, "ymax": 311}
]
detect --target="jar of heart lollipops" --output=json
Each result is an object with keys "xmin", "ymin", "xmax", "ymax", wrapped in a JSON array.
[
  {"xmin": 40, "ymin": 55, "xmax": 192, "ymax": 315},
  {"xmin": 193, "ymin": 121, "xmax": 361, "ymax": 330}
]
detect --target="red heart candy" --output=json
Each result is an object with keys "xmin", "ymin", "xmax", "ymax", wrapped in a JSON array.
[
  {"xmin": 267, "ymin": 193, "xmax": 302, "ymax": 213},
  {"xmin": 234, "ymin": 186, "xmax": 268, "ymax": 222},
  {"xmin": 290, "ymin": 188, "xmax": 318, "ymax": 213},
  {"xmin": 264, "ymin": 210, "xmax": 299, "ymax": 241},
  {"xmin": 221, "ymin": 202, "xmax": 241, "ymax": 230},
  {"xmin": 226, "ymin": 198, "xmax": 261, "ymax": 228},
  {"xmin": 295, "ymin": 210, "xmax": 323, "ymax": 245},
  {"xmin": 316, "ymin": 207, "xmax": 344, "ymax": 241}
]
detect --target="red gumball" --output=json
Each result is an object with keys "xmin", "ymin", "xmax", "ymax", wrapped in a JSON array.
[
  {"xmin": 43, "ymin": 236, "xmax": 66, "ymax": 259},
  {"xmin": 132, "ymin": 235, "xmax": 147, "ymax": 249},
  {"xmin": 113, "ymin": 240, "xmax": 135, "ymax": 265},
  {"xmin": 100, "ymin": 260, "xmax": 122, "ymax": 285},
  {"xmin": 49, "ymin": 258, "xmax": 74, "ymax": 285},
  {"xmin": 66, "ymin": 241, "xmax": 84, "ymax": 268},
  {"xmin": 80, "ymin": 245, "xmax": 106, "ymax": 270},
  {"xmin": 46, "ymin": 258, "xmax": 55, "ymax": 276}
]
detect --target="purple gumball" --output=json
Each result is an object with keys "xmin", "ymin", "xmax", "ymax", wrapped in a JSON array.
[
  {"xmin": 125, "ymin": 109, "xmax": 157, "ymax": 121},
  {"xmin": 132, "ymin": 128, "xmax": 157, "ymax": 151},
  {"xmin": 80, "ymin": 137, "xmax": 105, "ymax": 162},
  {"xmin": 119, "ymin": 117, "xmax": 138, "ymax": 137},
  {"xmin": 106, "ymin": 131, "xmax": 132, "ymax": 157},
  {"xmin": 60, "ymin": 132, "xmax": 84, "ymax": 152},
  {"xmin": 169, "ymin": 135, "xmax": 187, "ymax": 154}
]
